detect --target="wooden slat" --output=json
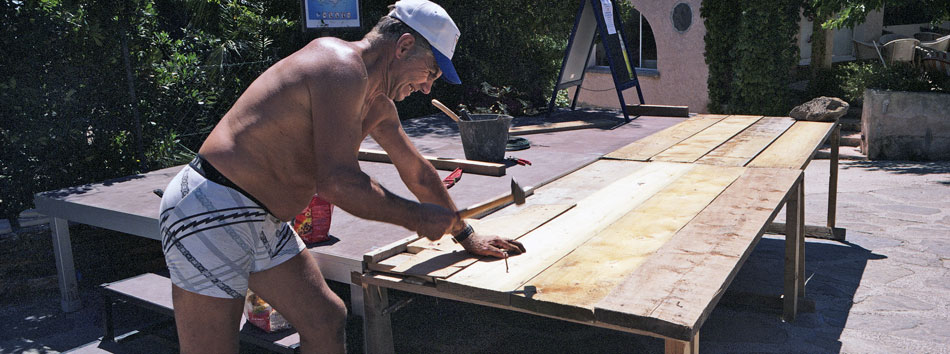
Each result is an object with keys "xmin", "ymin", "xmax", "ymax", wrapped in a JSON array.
[
  {"xmin": 697, "ymin": 117, "xmax": 795, "ymax": 166},
  {"xmin": 603, "ymin": 115, "xmax": 726, "ymax": 161},
  {"xmin": 625, "ymin": 104, "xmax": 690, "ymax": 117},
  {"xmin": 437, "ymin": 162, "xmax": 695, "ymax": 303},
  {"xmin": 746, "ymin": 121, "xmax": 835, "ymax": 169},
  {"xmin": 391, "ymin": 204, "xmax": 575, "ymax": 279},
  {"xmin": 652, "ymin": 115, "xmax": 763, "ymax": 163},
  {"xmin": 594, "ymin": 168, "xmax": 802, "ymax": 341},
  {"xmin": 357, "ymin": 148, "xmax": 505, "ymax": 176},
  {"xmin": 523, "ymin": 165, "xmax": 746, "ymax": 316},
  {"xmin": 363, "ymin": 235, "xmax": 420, "ymax": 265},
  {"xmin": 508, "ymin": 119, "xmax": 618, "ymax": 136}
]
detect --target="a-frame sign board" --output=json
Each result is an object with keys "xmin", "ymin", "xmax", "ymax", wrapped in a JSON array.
[{"xmin": 547, "ymin": 0, "xmax": 644, "ymax": 122}]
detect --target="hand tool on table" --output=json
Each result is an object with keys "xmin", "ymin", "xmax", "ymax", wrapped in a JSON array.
[
  {"xmin": 506, "ymin": 156, "xmax": 532, "ymax": 166},
  {"xmin": 456, "ymin": 178, "xmax": 529, "ymax": 219},
  {"xmin": 431, "ymin": 99, "xmax": 463, "ymax": 122},
  {"xmin": 442, "ymin": 167, "xmax": 463, "ymax": 189}
]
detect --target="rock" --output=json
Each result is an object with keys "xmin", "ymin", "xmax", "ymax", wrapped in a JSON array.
[{"xmin": 789, "ymin": 96, "xmax": 849, "ymax": 122}]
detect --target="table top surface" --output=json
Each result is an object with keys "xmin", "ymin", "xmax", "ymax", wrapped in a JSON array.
[
  {"xmin": 363, "ymin": 115, "xmax": 835, "ymax": 341},
  {"xmin": 32, "ymin": 112, "xmax": 684, "ymax": 259}
]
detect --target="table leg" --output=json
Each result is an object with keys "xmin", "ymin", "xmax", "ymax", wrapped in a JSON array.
[
  {"xmin": 828, "ymin": 124, "xmax": 840, "ymax": 229},
  {"xmin": 664, "ymin": 331, "xmax": 699, "ymax": 354},
  {"xmin": 51, "ymin": 217, "xmax": 81, "ymax": 312},
  {"xmin": 362, "ymin": 283, "xmax": 394, "ymax": 354},
  {"xmin": 350, "ymin": 283, "xmax": 365, "ymax": 317},
  {"xmin": 784, "ymin": 180, "xmax": 804, "ymax": 321}
]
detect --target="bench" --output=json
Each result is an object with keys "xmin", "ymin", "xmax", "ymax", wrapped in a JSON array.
[{"xmin": 100, "ymin": 273, "xmax": 300, "ymax": 353}]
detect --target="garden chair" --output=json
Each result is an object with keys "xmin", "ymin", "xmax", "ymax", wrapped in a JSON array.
[
  {"xmin": 914, "ymin": 32, "xmax": 942, "ymax": 41},
  {"xmin": 852, "ymin": 39, "xmax": 882, "ymax": 61},
  {"xmin": 881, "ymin": 38, "xmax": 919, "ymax": 64},
  {"xmin": 920, "ymin": 49, "xmax": 950, "ymax": 77},
  {"xmin": 919, "ymin": 34, "xmax": 950, "ymax": 52},
  {"xmin": 879, "ymin": 33, "xmax": 910, "ymax": 44}
]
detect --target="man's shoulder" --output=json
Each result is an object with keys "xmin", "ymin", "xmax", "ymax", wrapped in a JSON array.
[{"xmin": 295, "ymin": 38, "xmax": 365, "ymax": 77}]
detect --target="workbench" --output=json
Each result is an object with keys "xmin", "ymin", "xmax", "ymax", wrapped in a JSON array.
[
  {"xmin": 359, "ymin": 115, "xmax": 840, "ymax": 353},
  {"xmin": 32, "ymin": 113, "xmax": 682, "ymax": 314}
]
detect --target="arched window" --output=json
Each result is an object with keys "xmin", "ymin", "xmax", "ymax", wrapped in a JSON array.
[{"xmin": 594, "ymin": 6, "xmax": 658, "ymax": 70}]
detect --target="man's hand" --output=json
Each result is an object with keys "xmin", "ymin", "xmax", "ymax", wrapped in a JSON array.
[
  {"xmin": 414, "ymin": 203, "xmax": 457, "ymax": 240},
  {"xmin": 459, "ymin": 232, "xmax": 527, "ymax": 259}
]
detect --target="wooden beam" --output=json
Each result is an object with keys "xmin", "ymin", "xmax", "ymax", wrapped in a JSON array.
[
  {"xmin": 594, "ymin": 168, "xmax": 802, "ymax": 341},
  {"xmin": 652, "ymin": 115, "xmax": 763, "ymax": 163},
  {"xmin": 604, "ymin": 115, "xmax": 726, "ymax": 161},
  {"xmin": 508, "ymin": 119, "xmax": 618, "ymax": 136},
  {"xmin": 358, "ymin": 148, "xmax": 505, "ymax": 176},
  {"xmin": 766, "ymin": 222, "xmax": 846, "ymax": 241},
  {"xmin": 665, "ymin": 331, "xmax": 699, "ymax": 354},
  {"xmin": 625, "ymin": 104, "xmax": 690, "ymax": 117}
]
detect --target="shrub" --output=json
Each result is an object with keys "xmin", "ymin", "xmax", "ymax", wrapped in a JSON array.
[{"xmin": 837, "ymin": 62, "xmax": 950, "ymax": 103}]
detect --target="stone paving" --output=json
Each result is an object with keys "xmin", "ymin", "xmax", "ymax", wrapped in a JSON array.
[{"xmin": 2, "ymin": 159, "xmax": 949, "ymax": 353}]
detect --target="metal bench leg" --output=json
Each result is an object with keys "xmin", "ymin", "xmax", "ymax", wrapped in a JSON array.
[
  {"xmin": 362, "ymin": 283, "xmax": 394, "ymax": 354},
  {"xmin": 784, "ymin": 178, "xmax": 805, "ymax": 321},
  {"xmin": 102, "ymin": 293, "xmax": 115, "ymax": 342},
  {"xmin": 664, "ymin": 331, "xmax": 699, "ymax": 354},
  {"xmin": 51, "ymin": 217, "xmax": 81, "ymax": 312}
]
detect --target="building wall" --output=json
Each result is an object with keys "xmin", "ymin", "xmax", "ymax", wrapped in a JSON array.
[{"xmin": 574, "ymin": 0, "xmax": 710, "ymax": 113}]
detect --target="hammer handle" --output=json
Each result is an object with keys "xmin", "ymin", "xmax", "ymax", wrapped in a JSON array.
[
  {"xmin": 431, "ymin": 99, "xmax": 461, "ymax": 122},
  {"xmin": 457, "ymin": 194, "xmax": 515, "ymax": 219}
]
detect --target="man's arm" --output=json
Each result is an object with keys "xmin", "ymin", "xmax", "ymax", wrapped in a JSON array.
[
  {"xmin": 307, "ymin": 60, "xmax": 453, "ymax": 240},
  {"xmin": 367, "ymin": 100, "xmax": 526, "ymax": 257}
]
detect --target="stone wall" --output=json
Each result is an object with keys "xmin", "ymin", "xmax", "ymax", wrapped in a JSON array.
[{"xmin": 861, "ymin": 89, "xmax": 950, "ymax": 160}]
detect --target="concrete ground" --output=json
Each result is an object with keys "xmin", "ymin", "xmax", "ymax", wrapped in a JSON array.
[{"xmin": 3, "ymin": 158, "xmax": 949, "ymax": 353}]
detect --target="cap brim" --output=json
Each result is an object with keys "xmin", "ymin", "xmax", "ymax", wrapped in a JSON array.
[{"xmin": 431, "ymin": 47, "xmax": 461, "ymax": 85}]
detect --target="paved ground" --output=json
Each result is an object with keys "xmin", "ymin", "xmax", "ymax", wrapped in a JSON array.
[{"xmin": 3, "ymin": 156, "xmax": 949, "ymax": 353}]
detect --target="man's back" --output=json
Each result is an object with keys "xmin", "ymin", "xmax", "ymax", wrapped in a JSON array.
[{"xmin": 199, "ymin": 37, "xmax": 370, "ymax": 221}]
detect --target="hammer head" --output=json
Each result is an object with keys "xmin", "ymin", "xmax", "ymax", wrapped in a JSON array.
[{"xmin": 510, "ymin": 178, "xmax": 527, "ymax": 205}]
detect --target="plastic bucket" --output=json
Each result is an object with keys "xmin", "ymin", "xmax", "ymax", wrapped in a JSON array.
[{"xmin": 458, "ymin": 114, "xmax": 513, "ymax": 162}]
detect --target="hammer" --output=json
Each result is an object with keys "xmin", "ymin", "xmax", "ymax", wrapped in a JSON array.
[{"xmin": 457, "ymin": 179, "xmax": 529, "ymax": 219}]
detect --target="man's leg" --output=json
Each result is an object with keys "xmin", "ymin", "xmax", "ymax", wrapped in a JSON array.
[
  {"xmin": 249, "ymin": 251, "xmax": 347, "ymax": 354},
  {"xmin": 171, "ymin": 285, "xmax": 245, "ymax": 354}
]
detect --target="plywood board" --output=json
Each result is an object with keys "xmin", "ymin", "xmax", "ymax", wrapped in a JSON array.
[
  {"xmin": 594, "ymin": 168, "xmax": 802, "ymax": 341},
  {"xmin": 603, "ymin": 115, "xmax": 726, "ymax": 161},
  {"xmin": 651, "ymin": 115, "xmax": 762, "ymax": 163},
  {"xmin": 697, "ymin": 117, "xmax": 795, "ymax": 166},
  {"xmin": 747, "ymin": 121, "xmax": 835, "ymax": 169},
  {"xmin": 437, "ymin": 162, "xmax": 695, "ymax": 302},
  {"xmin": 523, "ymin": 165, "xmax": 746, "ymax": 313}
]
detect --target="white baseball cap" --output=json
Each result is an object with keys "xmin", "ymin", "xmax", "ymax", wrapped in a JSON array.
[{"xmin": 389, "ymin": 0, "xmax": 461, "ymax": 84}]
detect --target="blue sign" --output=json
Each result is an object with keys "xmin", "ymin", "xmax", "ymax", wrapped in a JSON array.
[{"xmin": 303, "ymin": 0, "xmax": 360, "ymax": 29}]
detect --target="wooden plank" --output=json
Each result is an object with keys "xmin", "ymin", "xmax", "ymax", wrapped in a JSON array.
[
  {"xmin": 394, "ymin": 204, "xmax": 576, "ymax": 279},
  {"xmin": 767, "ymin": 222, "xmax": 846, "ymax": 241},
  {"xmin": 594, "ymin": 168, "xmax": 802, "ymax": 341},
  {"xmin": 603, "ymin": 115, "xmax": 726, "ymax": 161},
  {"xmin": 697, "ymin": 117, "xmax": 795, "ymax": 166},
  {"xmin": 363, "ymin": 235, "xmax": 419, "ymax": 265},
  {"xmin": 357, "ymin": 148, "xmax": 505, "ymax": 176},
  {"xmin": 437, "ymin": 162, "xmax": 696, "ymax": 303},
  {"xmin": 747, "ymin": 121, "xmax": 835, "ymax": 169},
  {"xmin": 625, "ymin": 104, "xmax": 690, "ymax": 117},
  {"xmin": 508, "ymin": 119, "xmax": 618, "ymax": 136},
  {"xmin": 652, "ymin": 115, "xmax": 763, "ymax": 163},
  {"xmin": 522, "ymin": 165, "xmax": 746, "ymax": 317}
]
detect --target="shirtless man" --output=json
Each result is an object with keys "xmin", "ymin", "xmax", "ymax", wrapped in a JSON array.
[{"xmin": 158, "ymin": 1, "xmax": 526, "ymax": 352}]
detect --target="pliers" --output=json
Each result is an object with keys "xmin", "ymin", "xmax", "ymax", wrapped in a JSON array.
[
  {"xmin": 442, "ymin": 168, "xmax": 463, "ymax": 189},
  {"xmin": 506, "ymin": 156, "xmax": 532, "ymax": 166}
]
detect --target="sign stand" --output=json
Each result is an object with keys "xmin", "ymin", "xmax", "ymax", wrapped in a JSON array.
[{"xmin": 547, "ymin": 0, "xmax": 644, "ymax": 122}]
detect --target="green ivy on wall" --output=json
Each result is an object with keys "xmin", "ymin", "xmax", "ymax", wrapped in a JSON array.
[{"xmin": 701, "ymin": 0, "xmax": 801, "ymax": 115}]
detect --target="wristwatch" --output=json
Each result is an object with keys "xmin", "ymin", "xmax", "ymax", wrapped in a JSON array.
[{"xmin": 452, "ymin": 223, "xmax": 474, "ymax": 243}]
